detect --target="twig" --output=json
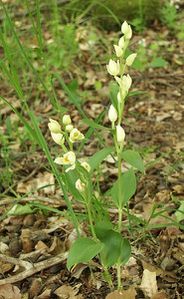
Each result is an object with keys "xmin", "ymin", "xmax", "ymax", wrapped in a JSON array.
[{"xmin": 0, "ymin": 252, "xmax": 68, "ymax": 285}]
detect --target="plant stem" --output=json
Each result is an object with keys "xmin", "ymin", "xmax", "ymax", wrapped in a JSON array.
[
  {"xmin": 104, "ymin": 267, "xmax": 114, "ymax": 289},
  {"xmin": 117, "ymin": 152, "xmax": 123, "ymax": 291},
  {"xmin": 117, "ymin": 152, "xmax": 122, "ymax": 232},
  {"xmin": 86, "ymin": 202, "xmax": 96, "ymax": 239}
]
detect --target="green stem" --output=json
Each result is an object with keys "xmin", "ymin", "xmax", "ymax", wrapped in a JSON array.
[
  {"xmin": 117, "ymin": 152, "xmax": 122, "ymax": 232},
  {"xmin": 117, "ymin": 263, "xmax": 122, "ymax": 291},
  {"xmin": 86, "ymin": 201, "xmax": 96, "ymax": 239},
  {"xmin": 104, "ymin": 266, "xmax": 114, "ymax": 289},
  {"xmin": 117, "ymin": 152, "xmax": 123, "ymax": 291}
]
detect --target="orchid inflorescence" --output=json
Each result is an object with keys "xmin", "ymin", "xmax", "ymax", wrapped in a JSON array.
[
  {"xmin": 107, "ymin": 20, "xmax": 137, "ymax": 152},
  {"xmin": 47, "ymin": 21, "xmax": 141, "ymax": 292},
  {"xmin": 48, "ymin": 116, "xmax": 90, "ymax": 186}
]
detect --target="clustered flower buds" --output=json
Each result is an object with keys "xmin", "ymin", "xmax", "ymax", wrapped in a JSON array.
[
  {"xmin": 48, "ymin": 115, "xmax": 90, "ymax": 192},
  {"xmin": 107, "ymin": 21, "xmax": 137, "ymax": 149}
]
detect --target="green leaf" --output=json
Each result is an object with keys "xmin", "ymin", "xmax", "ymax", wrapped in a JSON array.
[
  {"xmin": 111, "ymin": 169, "xmax": 137, "ymax": 206},
  {"xmin": 175, "ymin": 201, "xmax": 184, "ymax": 223},
  {"xmin": 121, "ymin": 150, "xmax": 144, "ymax": 173},
  {"xmin": 128, "ymin": 90, "xmax": 146, "ymax": 97},
  {"xmin": 149, "ymin": 57, "xmax": 167, "ymax": 68},
  {"xmin": 65, "ymin": 170, "xmax": 84, "ymax": 202},
  {"xmin": 109, "ymin": 82, "xmax": 119, "ymax": 109},
  {"xmin": 7, "ymin": 204, "xmax": 34, "ymax": 216},
  {"xmin": 95, "ymin": 227, "xmax": 131, "ymax": 267},
  {"xmin": 83, "ymin": 118, "xmax": 108, "ymax": 130},
  {"xmin": 118, "ymin": 238, "xmax": 131, "ymax": 265},
  {"xmin": 67, "ymin": 237, "xmax": 103, "ymax": 270},
  {"xmin": 89, "ymin": 147, "xmax": 114, "ymax": 171}
]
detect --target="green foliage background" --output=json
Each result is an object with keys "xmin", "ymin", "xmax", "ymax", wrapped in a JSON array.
[{"xmin": 65, "ymin": 0, "xmax": 166, "ymax": 29}]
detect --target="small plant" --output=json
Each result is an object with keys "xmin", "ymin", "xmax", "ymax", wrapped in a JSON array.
[
  {"xmin": 48, "ymin": 21, "xmax": 144, "ymax": 291},
  {"xmin": 161, "ymin": 1, "xmax": 178, "ymax": 30}
]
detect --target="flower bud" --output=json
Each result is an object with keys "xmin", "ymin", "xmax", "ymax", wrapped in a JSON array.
[
  {"xmin": 108, "ymin": 105, "xmax": 118, "ymax": 123},
  {"xmin": 75, "ymin": 179, "xmax": 85, "ymax": 192},
  {"xmin": 69, "ymin": 128, "xmax": 84, "ymax": 143},
  {"xmin": 51, "ymin": 132, "xmax": 64, "ymax": 145},
  {"xmin": 116, "ymin": 125, "xmax": 125, "ymax": 145},
  {"xmin": 63, "ymin": 114, "xmax": 71, "ymax": 125},
  {"xmin": 114, "ymin": 45, "xmax": 123, "ymax": 57},
  {"xmin": 80, "ymin": 161, "xmax": 91, "ymax": 172},
  {"xmin": 126, "ymin": 53, "xmax": 137, "ymax": 66},
  {"xmin": 48, "ymin": 118, "xmax": 61, "ymax": 133},
  {"xmin": 65, "ymin": 124, "xmax": 74, "ymax": 132},
  {"xmin": 121, "ymin": 21, "xmax": 132, "ymax": 40},
  {"xmin": 107, "ymin": 59, "xmax": 120, "ymax": 76},
  {"xmin": 118, "ymin": 36, "xmax": 125, "ymax": 49}
]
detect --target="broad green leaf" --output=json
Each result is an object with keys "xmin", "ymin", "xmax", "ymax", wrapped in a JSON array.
[
  {"xmin": 149, "ymin": 57, "xmax": 167, "ymax": 68},
  {"xmin": 89, "ymin": 147, "xmax": 114, "ymax": 171},
  {"xmin": 118, "ymin": 238, "xmax": 131, "ymax": 265},
  {"xmin": 121, "ymin": 150, "xmax": 144, "ymax": 173},
  {"xmin": 175, "ymin": 201, "xmax": 184, "ymax": 223},
  {"xmin": 95, "ymin": 227, "xmax": 131, "ymax": 267},
  {"xmin": 111, "ymin": 169, "xmax": 137, "ymax": 207},
  {"xmin": 67, "ymin": 237, "xmax": 103, "ymax": 270},
  {"xmin": 7, "ymin": 204, "xmax": 34, "ymax": 216},
  {"xmin": 94, "ymin": 221, "xmax": 113, "ymax": 240}
]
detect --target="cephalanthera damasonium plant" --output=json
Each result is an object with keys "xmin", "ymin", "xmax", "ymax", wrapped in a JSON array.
[{"xmin": 48, "ymin": 21, "xmax": 144, "ymax": 291}]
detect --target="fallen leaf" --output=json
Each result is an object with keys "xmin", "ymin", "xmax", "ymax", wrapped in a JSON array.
[
  {"xmin": 140, "ymin": 269, "xmax": 158, "ymax": 298},
  {"xmin": 105, "ymin": 288, "xmax": 136, "ymax": 299},
  {"xmin": 156, "ymin": 113, "xmax": 171, "ymax": 122},
  {"xmin": 48, "ymin": 236, "xmax": 65, "ymax": 255},
  {"xmin": 54, "ymin": 285, "xmax": 83, "ymax": 298},
  {"xmin": 17, "ymin": 172, "xmax": 55, "ymax": 194},
  {"xmin": 37, "ymin": 289, "xmax": 51, "ymax": 299},
  {"xmin": 0, "ymin": 284, "xmax": 21, "ymax": 299},
  {"xmin": 0, "ymin": 260, "xmax": 14, "ymax": 274},
  {"xmin": 151, "ymin": 291, "xmax": 168, "ymax": 299}
]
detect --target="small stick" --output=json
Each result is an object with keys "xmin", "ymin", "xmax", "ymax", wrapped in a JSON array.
[{"xmin": 0, "ymin": 252, "xmax": 68, "ymax": 285}]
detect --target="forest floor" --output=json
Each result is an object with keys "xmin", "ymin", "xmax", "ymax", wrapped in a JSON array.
[{"xmin": 0, "ymin": 10, "xmax": 184, "ymax": 299}]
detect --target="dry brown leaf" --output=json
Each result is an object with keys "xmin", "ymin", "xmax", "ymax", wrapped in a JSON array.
[
  {"xmin": 48, "ymin": 236, "xmax": 65, "ymax": 255},
  {"xmin": 0, "ymin": 284, "xmax": 21, "ymax": 299},
  {"xmin": 17, "ymin": 172, "xmax": 55, "ymax": 194},
  {"xmin": 0, "ymin": 260, "xmax": 14, "ymax": 274},
  {"xmin": 151, "ymin": 291, "xmax": 168, "ymax": 299},
  {"xmin": 37, "ymin": 289, "xmax": 51, "ymax": 299},
  {"xmin": 105, "ymin": 288, "xmax": 137, "ymax": 299},
  {"xmin": 54, "ymin": 285, "xmax": 83, "ymax": 299},
  {"xmin": 140, "ymin": 269, "xmax": 158, "ymax": 298},
  {"xmin": 156, "ymin": 113, "xmax": 171, "ymax": 122}
]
